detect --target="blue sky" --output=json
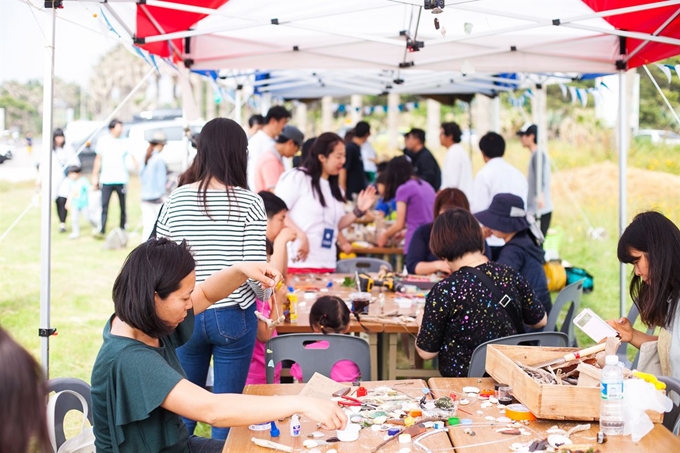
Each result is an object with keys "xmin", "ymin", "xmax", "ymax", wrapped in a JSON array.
[{"xmin": 0, "ymin": 1, "xmax": 117, "ymax": 85}]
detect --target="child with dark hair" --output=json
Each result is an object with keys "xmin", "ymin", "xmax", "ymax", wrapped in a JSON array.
[
  {"xmin": 64, "ymin": 166, "xmax": 92, "ymax": 239},
  {"xmin": 259, "ymin": 191, "xmax": 296, "ymax": 278},
  {"xmin": 290, "ymin": 296, "xmax": 361, "ymax": 383}
]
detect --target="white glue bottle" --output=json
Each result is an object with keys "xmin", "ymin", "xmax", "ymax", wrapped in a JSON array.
[
  {"xmin": 599, "ymin": 355, "xmax": 624, "ymax": 435},
  {"xmin": 290, "ymin": 414, "xmax": 301, "ymax": 437}
]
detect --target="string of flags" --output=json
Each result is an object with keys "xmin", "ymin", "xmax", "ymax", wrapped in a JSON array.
[
  {"xmin": 332, "ymin": 102, "xmax": 420, "ymax": 115},
  {"xmin": 509, "ymin": 82, "xmax": 609, "ymax": 109},
  {"xmin": 654, "ymin": 63, "xmax": 680, "ymax": 84}
]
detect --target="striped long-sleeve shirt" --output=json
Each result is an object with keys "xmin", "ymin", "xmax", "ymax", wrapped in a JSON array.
[{"xmin": 156, "ymin": 185, "xmax": 267, "ymax": 309}]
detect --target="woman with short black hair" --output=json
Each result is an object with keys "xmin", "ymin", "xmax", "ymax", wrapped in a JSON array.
[
  {"xmin": 415, "ymin": 208, "xmax": 547, "ymax": 377},
  {"xmin": 608, "ymin": 211, "xmax": 680, "ymax": 381},
  {"xmin": 91, "ymin": 238, "xmax": 346, "ymax": 453}
]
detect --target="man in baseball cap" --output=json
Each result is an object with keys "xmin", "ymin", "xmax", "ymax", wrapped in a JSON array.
[
  {"xmin": 516, "ymin": 123, "xmax": 553, "ymax": 237},
  {"xmin": 253, "ymin": 125, "xmax": 304, "ymax": 193}
]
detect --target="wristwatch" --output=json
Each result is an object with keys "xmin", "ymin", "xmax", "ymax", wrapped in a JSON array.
[{"xmin": 353, "ymin": 206, "xmax": 366, "ymax": 218}]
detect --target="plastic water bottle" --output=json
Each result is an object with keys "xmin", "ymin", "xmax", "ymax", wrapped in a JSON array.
[{"xmin": 600, "ymin": 355, "xmax": 624, "ymax": 435}]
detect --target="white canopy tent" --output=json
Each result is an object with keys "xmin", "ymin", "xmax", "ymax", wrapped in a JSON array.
[{"xmin": 35, "ymin": 0, "xmax": 680, "ymax": 373}]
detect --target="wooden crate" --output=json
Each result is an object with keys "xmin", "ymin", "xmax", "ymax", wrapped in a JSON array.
[{"xmin": 485, "ymin": 344, "xmax": 663, "ymax": 422}]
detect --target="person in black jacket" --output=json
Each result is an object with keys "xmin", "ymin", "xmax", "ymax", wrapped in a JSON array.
[
  {"xmin": 474, "ymin": 193, "xmax": 552, "ymax": 314},
  {"xmin": 403, "ymin": 128, "xmax": 441, "ymax": 191}
]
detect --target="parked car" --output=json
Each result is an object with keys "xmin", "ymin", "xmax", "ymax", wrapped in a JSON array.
[
  {"xmin": 634, "ymin": 129, "xmax": 680, "ymax": 146},
  {"xmin": 126, "ymin": 120, "xmax": 204, "ymax": 174}
]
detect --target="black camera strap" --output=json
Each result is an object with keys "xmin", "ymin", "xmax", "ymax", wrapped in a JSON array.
[{"xmin": 460, "ymin": 266, "xmax": 525, "ymax": 334}]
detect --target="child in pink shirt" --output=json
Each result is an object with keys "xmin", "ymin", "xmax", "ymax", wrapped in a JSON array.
[
  {"xmin": 290, "ymin": 296, "xmax": 361, "ymax": 383},
  {"xmin": 246, "ymin": 239, "xmax": 285, "ymax": 384}
]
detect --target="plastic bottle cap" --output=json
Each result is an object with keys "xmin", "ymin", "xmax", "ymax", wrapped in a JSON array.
[
  {"xmin": 448, "ymin": 417, "xmax": 460, "ymax": 426},
  {"xmin": 288, "ymin": 286, "xmax": 294, "ymax": 292},
  {"xmin": 388, "ymin": 428, "xmax": 400, "ymax": 436},
  {"xmin": 605, "ymin": 355, "xmax": 619, "ymax": 366},
  {"xmin": 270, "ymin": 421, "xmax": 280, "ymax": 437}
]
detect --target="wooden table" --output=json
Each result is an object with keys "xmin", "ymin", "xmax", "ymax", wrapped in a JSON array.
[
  {"xmin": 351, "ymin": 246, "xmax": 404, "ymax": 273},
  {"xmin": 280, "ymin": 273, "xmax": 439, "ymax": 380},
  {"xmin": 223, "ymin": 380, "xmax": 454, "ymax": 453},
  {"xmin": 429, "ymin": 377, "xmax": 680, "ymax": 452}
]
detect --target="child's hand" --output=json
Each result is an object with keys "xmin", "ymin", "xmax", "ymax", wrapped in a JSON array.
[{"xmin": 277, "ymin": 227, "xmax": 297, "ymax": 244}]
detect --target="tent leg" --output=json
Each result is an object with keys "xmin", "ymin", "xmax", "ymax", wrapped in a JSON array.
[
  {"xmin": 532, "ymin": 83, "xmax": 547, "ymax": 230},
  {"xmin": 618, "ymin": 69, "xmax": 628, "ymax": 319},
  {"xmin": 39, "ymin": 5, "xmax": 57, "ymax": 377}
]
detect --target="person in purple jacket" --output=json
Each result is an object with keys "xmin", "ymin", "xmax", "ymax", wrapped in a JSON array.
[{"xmin": 376, "ymin": 156, "xmax": 436, "ymax": 253}]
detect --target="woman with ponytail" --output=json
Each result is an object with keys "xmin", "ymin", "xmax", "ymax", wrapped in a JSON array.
[{"xmin": 139, "ymin": 132, "xmax": 168, "ymax": 239}]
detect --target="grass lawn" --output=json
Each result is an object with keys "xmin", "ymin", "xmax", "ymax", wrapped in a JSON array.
[{"xmin": 1, "ymin": 138, "xmax": 680, "ymax": 436}]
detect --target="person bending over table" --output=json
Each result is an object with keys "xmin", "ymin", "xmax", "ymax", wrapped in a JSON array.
[
  {"xmin": 376, "ymin": 156, "xmax": 436, "ymax": 253},
  {"xmin": 91, "ymin": 238, "xmax": 346, "ymax": 453},
  {"xmin": 275, "ymin": 132, "xmax": 376, "ymax": 274},
  {"xmin": 414, "ymin": 208, "xmax": 547, "ymax": 377},
  {"xmin": 607, "ymin": 211, "xmax": 680, "ymax": 382},
  {"xmin": 406, "ymin": 188, "xmax": 470, "ymax": 276}
]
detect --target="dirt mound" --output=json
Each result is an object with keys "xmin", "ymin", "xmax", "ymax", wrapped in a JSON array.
[{"xmin": 554, "ymin": 161, "xmax": 680, "ymax": 202}]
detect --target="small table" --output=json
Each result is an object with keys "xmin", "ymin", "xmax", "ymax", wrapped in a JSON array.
[
  {"xmin": 222, "ymin": 380, "xmax": 454, "ymax": 453},
  {"xmin": 351, "ymin": 246, "xmax": 404, "ymax": 272},
  {"xmin": 428, "ymin": 377, "xmax": 680, "ymax": 452}
]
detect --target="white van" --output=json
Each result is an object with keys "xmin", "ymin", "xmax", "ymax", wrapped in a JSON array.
[{"xmin": 126, "ymin": 120, "xmax": 204, "ymax": 174}]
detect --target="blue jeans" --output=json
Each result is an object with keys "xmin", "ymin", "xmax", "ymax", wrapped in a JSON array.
[
  {"xmin": 178, "ymin": 304, "xmax": 257, "ymax": 440},
  {"xmin": 187, "ymin": 436, "xmax": 224, "ymax": 453}
]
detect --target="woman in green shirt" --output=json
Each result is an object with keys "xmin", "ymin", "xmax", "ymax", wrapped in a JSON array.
[{"xmin": 91, "ymin": 238, "xmax": 347, "ymax": 452}]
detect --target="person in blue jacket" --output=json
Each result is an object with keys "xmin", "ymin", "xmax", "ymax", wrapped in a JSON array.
[{"xmin": 474, "ymin": 193, "xmax": 552, "ymax": 314}]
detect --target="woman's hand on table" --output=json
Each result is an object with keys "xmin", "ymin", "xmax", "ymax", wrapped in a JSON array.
[
  {"xmin": 435, "ymin": 260, "xmax": 452, "ymax": 275},
  {"xmin": 356, "ymin": 186, "xmax": 377, "ymax": 212},
  {"xmin": 339, "ymin": 241, "xmax": 354, "ymax": 254},
  {"xmin": 298, "ymin": 397, "xmax": 348, "ymax": 430},
  {"xmin": 375, "ymin": 231, "xmax": 388, "ymax": 247}
]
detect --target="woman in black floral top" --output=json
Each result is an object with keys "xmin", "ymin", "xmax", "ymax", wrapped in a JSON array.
[{"xmin": 415, "ymin": 209, "xmax": 547, "ymax": 377}]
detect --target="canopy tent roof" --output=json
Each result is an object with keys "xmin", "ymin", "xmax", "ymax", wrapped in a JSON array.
[
  {"xmin": 121, "ymin": 0, "xmax": 680, "ymax": 74},
  {"xmin": 210, "ymin": 69, "xmax": 587, "ymax": 102}
]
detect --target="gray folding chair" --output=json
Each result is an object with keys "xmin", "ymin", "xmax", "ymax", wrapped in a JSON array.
[
  {"xmin": 615, "ymin": 303, "xmax": 656, "ymax": 368},
  {"xmin": 46, "ymin": 377, "xmax": 93, "ymax": 452},
  {"xmin": 336, "ymin": 257, "xmax": 392, "ymax": 273},
  {"xmin": 265, "ymin": 333, "xmax": 371, "ymax": 384},
  {"xmin": 546, "ymin": 280, "xmax": 583, "ymax": 347},
  {"xmin": 467, "ymin": 331, "xmax": 569, "ymax": 377},
  {"xmin": 657, "ymin": 376, "xmax": 680, "ymax": 434}
]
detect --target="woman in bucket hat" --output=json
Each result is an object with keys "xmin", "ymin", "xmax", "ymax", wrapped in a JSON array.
[{"xmin": 475, "ymin": 193, "xmax": 552, "ymax": 314}]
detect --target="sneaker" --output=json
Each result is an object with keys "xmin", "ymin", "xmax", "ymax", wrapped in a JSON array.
[
  {"xmin": 93, "ymin": 231, "xmax": 105, "ymax": 240},
  {"xmin": 68, "ymin": 233, "xmax": 80, "ymax": 240},
  {"xmin": 59, "ymin": 224, "xmax": 66, "ymax": 233}
]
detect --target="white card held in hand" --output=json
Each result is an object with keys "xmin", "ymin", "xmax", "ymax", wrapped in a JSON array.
[{"xmin": 573, "ymin": 308, "xmax": 619, "ymax": 342}]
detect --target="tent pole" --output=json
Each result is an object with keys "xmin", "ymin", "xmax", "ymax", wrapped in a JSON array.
[
  {"xmin": 618, "ymin": 69, "xmax": 628, "ymax": 319},
  {"xmin": 39, "ymin": 4, "xmax": 57, "ymax": 377}
]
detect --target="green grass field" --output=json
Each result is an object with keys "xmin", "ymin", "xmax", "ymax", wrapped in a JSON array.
[{"xmin": 1, "ymin": 138, "xmax": 679, "ymax": 394}]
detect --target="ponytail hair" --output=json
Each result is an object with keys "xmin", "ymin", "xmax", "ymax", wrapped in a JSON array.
[{"xmin": 309, "ymin": 295, "xmax": 350, "ymax": 334}]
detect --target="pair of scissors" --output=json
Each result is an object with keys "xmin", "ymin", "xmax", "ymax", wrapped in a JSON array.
[{"xmin": 336, "ymin": 395, "xmax": 377, "ymax": 409}]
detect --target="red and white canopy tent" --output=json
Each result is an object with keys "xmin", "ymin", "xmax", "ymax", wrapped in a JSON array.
[{"xmin": 38, "ymin": 0, "xmax": 680, "ymax": 373}]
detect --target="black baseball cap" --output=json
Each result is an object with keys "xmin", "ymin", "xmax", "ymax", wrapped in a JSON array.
[{"xmin": 516, "ymin": 123, "xmax": 537, "ymax": 137}]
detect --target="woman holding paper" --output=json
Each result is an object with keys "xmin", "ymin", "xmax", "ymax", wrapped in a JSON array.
[{"xmin": 607, "ymin": 211, "xmax": 680, "ymax": 380}]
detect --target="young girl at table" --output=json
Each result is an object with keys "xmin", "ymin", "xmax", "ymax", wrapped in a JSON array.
[{"xmin": 290, "ymin": 296, "xmax": 361, "ymax": 383}]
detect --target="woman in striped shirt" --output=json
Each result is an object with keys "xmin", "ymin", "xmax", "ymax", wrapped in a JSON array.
[{"xmin": 156, "ymin": 118, "xmax": 267, "ymax": 440}]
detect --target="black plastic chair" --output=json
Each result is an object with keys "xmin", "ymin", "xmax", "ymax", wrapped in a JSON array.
[
  {"xmin": 46, "ymin": 377, "xmax": 93, "ymax": 452},
  {"xmin": 657, "ymin": 376, "xmax": 680, "ymax": 434},
  {"xmin": 467, "ymin": 331, "xmax": 569, "ymax": 377},
  {"xmin": 265, "ymin": 333, "xmax": 371, "ymax": 384},
  {"xmin": 545, "ymin": 280, "xmax": 583, "ymax": 347},
  {"xmin": 336, "ymin": 257, "xmax": 392, "ymax": 273}
]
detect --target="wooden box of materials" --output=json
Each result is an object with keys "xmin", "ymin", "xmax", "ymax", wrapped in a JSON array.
[{"xmin": 485, "ymin": 345, "xmax": 664, "ymax": 422}]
